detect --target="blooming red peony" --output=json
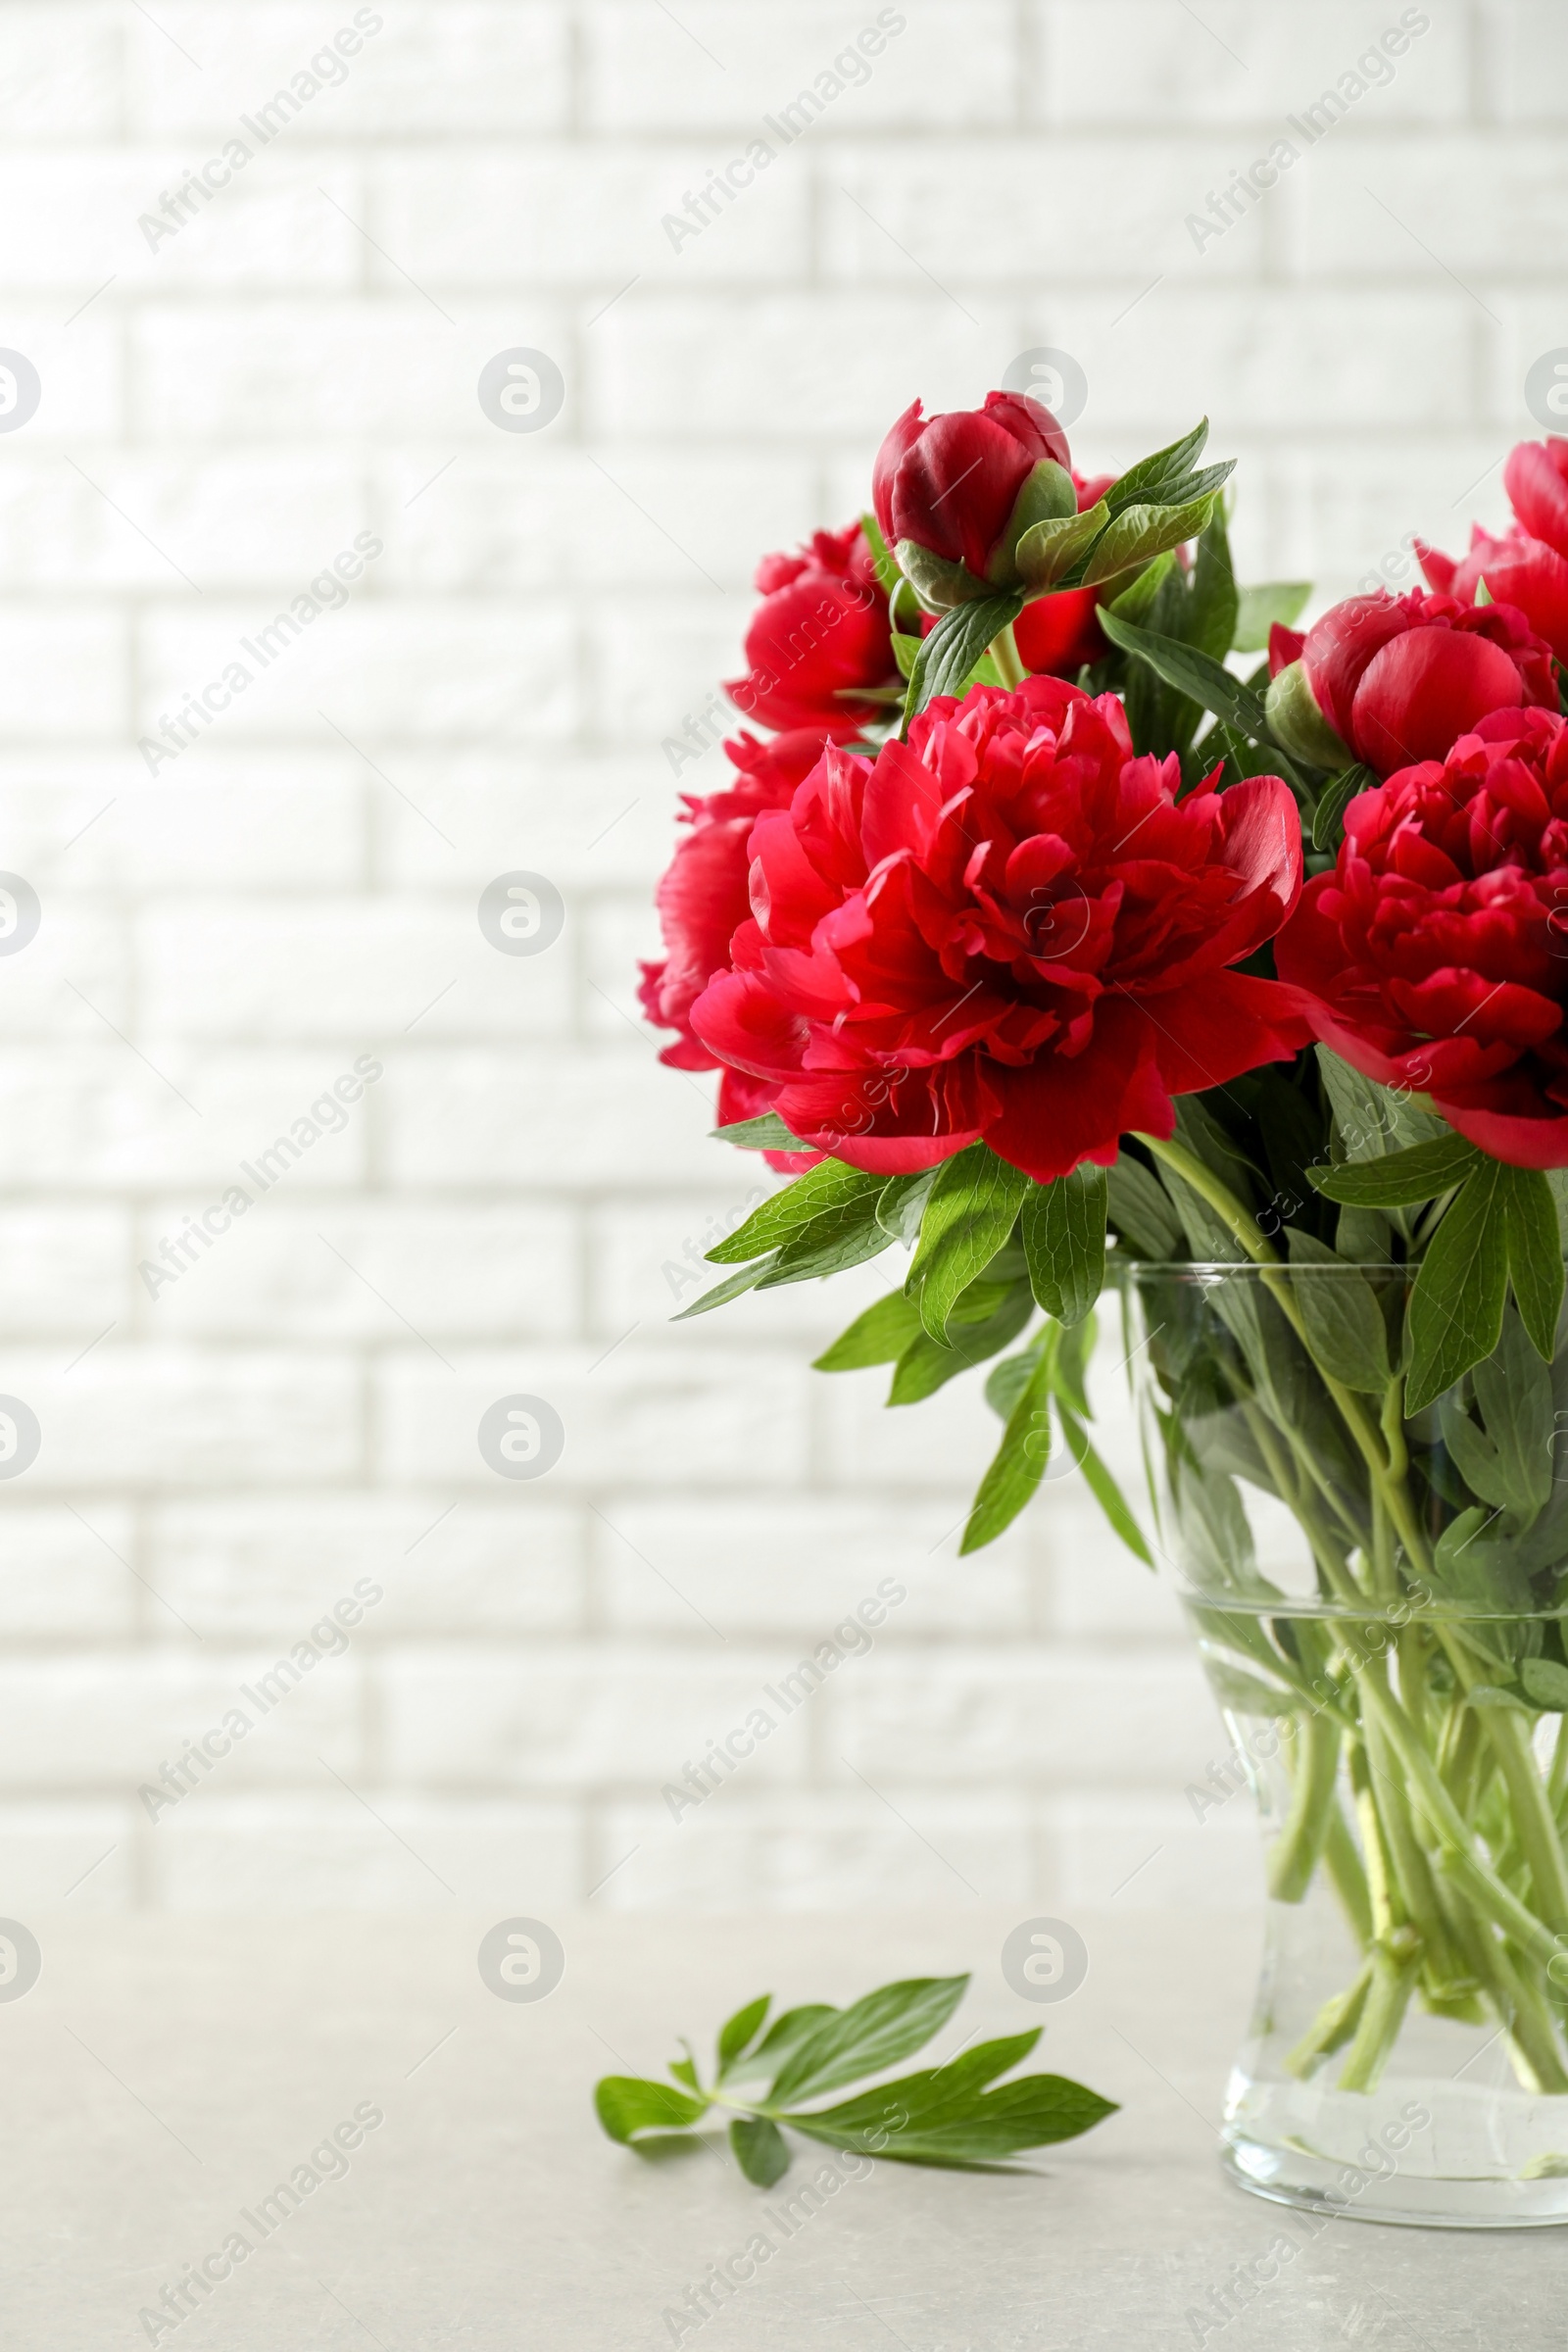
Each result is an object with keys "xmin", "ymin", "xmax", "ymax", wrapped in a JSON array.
[
  {"xmin": 1012, "ymin": 469, "xmax": 1117, "ymax": 677},
  {"xmin": 723, "ymin": 523, "xmax": 896, "ymax": 738},
  {"xmin": 1276, "ymin": 587, "xmax": 1558, "ymax": 777},
  {"xmin": 1419, "ymin": 436, "xmax": 1568, "ymax": 665},
  {"xmin": 872, "ymin": 391, "xmax": 1070, "ymax": 583},
  {"xmin": 639, "ymin": 725, "xmax": 832, "ymax": 1087},
  {"xmin": 686, "ymin": 677, "xmax": 1310, "ymax": 1182},
  {"xmin": 1276, "ymin": 706, "xmax": 1568, "ymax": 1167}
]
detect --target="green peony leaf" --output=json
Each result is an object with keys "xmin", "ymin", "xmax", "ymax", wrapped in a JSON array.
[
  {"xmin": 672, "ymin": 1257, "xmax": 779, "ymax": 1319},
  {"xmin": 1310, "ymin": 761, "xmax": 1377, "ymax": 853},
  {"xmin": 1054, "ymin": 1397, "xmax": 1154, "ymax": 1566},
  {"xmin": 1500, "ymin": 1163, "xmax": 1565, "ymax": 1363},
  {"xmin": 1102, "ymin": 548, "xmax": 1178, "ymax": 627},
  {"xmin": 1103, "ymin": 419, "xmax": 1210, "ymax": 514},
  {"xmin": 906, "ymin": 1145, "xmax": 1030, "ymax": 1344},
  {"xmin": 758, "ymin": 1192, "xmax": 893, "ymax": 1287},
  {"xmin": 709, "ymin": 1159, "xmax": 883, "ymax": 1264},
  {"xmin": 711, "ymin": 1111, "xmax": 808, "ymax": 1152},
  {"xmin": 1015, "ymin": 499, "xmax": 1109, "ymax": 589},
  {"xmin": 813, "ymin": 1290, "xmax": 923, "ymax": 1372},
  {"xmin": 985, "ymin": 1337, "xmax": 1047, "ymax": 1421},
  {"xmin": 730, "ymin": 2114, "xmax": 791, "ymax": 2185},
  {"xmin": 594, "ymin": 2077, "xmax": 709, "ymax": 2143},
  {"xmin": 901, "ymin": 593, "xmax": 1026, "ymax": 732},
  {"xmin": 1189, "ymin": 504, "xmax": 1240, "ymax": 662},
  {"xmin": 1021, "ymin": 1165, "xmax": 1108, "ymax": 1327},
  {"xmin": 888, "ymin": 1281, "xmax": 1035, "ymax": 1404},
  {"xmin": 1232, "ymin": 580, "xmax": 1311, "ymax": 651},
  {"xmin": 961, "ymin": 1335, "xmax": 1057, "ymax": 1552},
  {"xmin": 858, "ymin": 510, "xmax": 903, "ymax": 597},
  {"xmin": 1097, "ymin": 608, "xmax": 1273, "ymax": 746},
  {"xmin": 1106, "ymin": 1152, "xmax": 1184, "ymax": 1257},
  {"xmin": 895, "ymin": 538, "xmax": 993, "ymax": 611},
  {"xmin": 1308, "ymin": 1131, "xmax": 1478, "ymax": 1207},
  {"xmin": 717, "ymin": 1994, "xmax": 772, "ymax": 2073},
  {"xmin": 1080, "ymin": 491, "xmax": 1220, "ymax": 586},
  {"xmin": 1406, "ymin": 1162, "xmax": 1509, "ymax": 1413},
  {"xmin": 1285, "ymin": 1231, "xmax": 1391, "ymax": 1393},
  {"xmin": 1522, "ymin": 1658, "xmax": 1568, "ymax": 1711},
  {"xmin": 876, "ymin": 1167, "xmax": 938, "ymax": 1244},
  {"xmin": 766, "ymin": 1976, "xmax": 969, "ymax": 2108},
  {"xmin": 594, "ymin": 1978, "xmax": 1116, "ymax": 2183}
]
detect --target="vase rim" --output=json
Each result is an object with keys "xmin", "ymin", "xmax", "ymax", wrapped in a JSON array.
[
  {"xmin": 1123, "ymin": 1257, "xmax": 1409, "ymax": 1276},
  {"xmin": 1180, "ymin": 1589, "xmax": 1568, "ymax": 1625}
]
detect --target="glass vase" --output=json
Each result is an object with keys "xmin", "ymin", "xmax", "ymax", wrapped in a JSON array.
[{"xmin": 1127, "ymin": 1259, "xmax": 1568, "ymax": 2228}]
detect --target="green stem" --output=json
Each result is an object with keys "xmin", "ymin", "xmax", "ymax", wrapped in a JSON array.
[
  {"xmin": 1361, "ymin": 1707, "xmax": 1467, "ymax": 2000},
  {"xmin": 1351, "ymin": 1741, "xmax": 1398, "ymax": 1940},
  {"xmin": 1338, "ymin": 1931, "xmax": 1421, "ymax": 2093},
  {"xmin": 1135, "ymin": 1132, "xmax": 1279, "ymax": 1268},
  {"xmin": 1358, "ymin": 1666, "xmax": 1561, "ymax": 1970},
  {"xmin": 1240, "ymin": 1403, "xmax": 1361, "ymax": 1599},
  {"xmin": 1398, "ymin": 1620, "xmax": 1430, "ymax": 1744},
  {"xmin": 1138, "ymin": 1129, "xmax": 1568, "ymax": 2082},
  {"xmin": 1497, "ymin": 1950, "xmax": 1568, "ymax": 2095},
  {"xmin": 1441, "ymin": 1702, "xmax": 1482, "ymax": 1813},
  {"xmin": 1324, "ymin": 1800, "xmax": 1374, "ymax": 1947},
  {"xmin": 1436, "ymin": 1878, "xmax": 1568, "ymax": 2091},
  {"xmin": 989, "ymin": 619, "xmax": 1026, "ymax": 688},
  {"xmin": 1137, "ymin": 1132, "xmax": 1436, "ymax": 1585},
  {"xmin": 1552, "ymin": 1712, "xmax": 1568, "ymax": 1821},
  {"xmin": 1269, "ymin": 1711, "xmax": 1343, "ymax": 1902},
  {"xmin": 1287, "ymin": 1958, "xmax": 1372, "ymax": 2078},
  {"xmin": 1433, "ymin": 1630, "xmax": 1568, "ymax": 1938}
]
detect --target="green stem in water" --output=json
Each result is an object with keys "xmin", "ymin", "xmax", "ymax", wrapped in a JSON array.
[
  {"xmin": 1287, "ymin": 1957, "xmax": 1373, "ymax": 2079},
  {"xmin": 1433, "ymin": 1870, "xmax": 1568, "ymax": 2086},
  {"xmin": 1359, "ymin": 1663, "xmax": 1562, "ymax": 1970},
  {"xmin": 1338, "ymin": 1929, "xmax": 1421, "ymax": 2093},
  {"xmin": 1269, "ymin": 1711, "xmax": 1343, "ymax": 1903},
  {"xmin": 1350, "ymin": 1740, "xmax": 1398, "ymax": 1942},
  {"xmin": 1136, "ymin": 1128, "xmax": 1568, "ymax": 2080},
  {"xmin": 1441, "ymin": 1701, "xmax": 1483, "ymax": 1815},
  {"xmin": 1323, "ymin": 1799, "xmax": 1374, "ymax": 1948},
  {"xmin": 1360, "ymin": 1707, "xmax": 1468, "ymax": 2002},
  {"xmin": 1432, "ymin": 1629, "xmax": 1568, "ymax": 1939}
]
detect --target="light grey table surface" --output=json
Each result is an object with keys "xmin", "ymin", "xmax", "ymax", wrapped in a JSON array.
[{"xmin": 2, "ymin": 1908, "xmax": 1555, "ymax": 2349}]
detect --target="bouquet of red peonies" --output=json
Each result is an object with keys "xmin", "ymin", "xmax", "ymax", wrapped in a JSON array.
[
  {"xmin": 642, "ymin": 398, "xmax": 1568, "ymax": 2204},
  {"xmin": 642, "ymin": 397, "xmax": 1568, "ymax": 1531}
]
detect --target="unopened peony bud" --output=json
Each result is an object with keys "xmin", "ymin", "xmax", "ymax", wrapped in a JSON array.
[{"xmin": 872, "ymin": 391, "xmax": 1070, "ymax": 599}]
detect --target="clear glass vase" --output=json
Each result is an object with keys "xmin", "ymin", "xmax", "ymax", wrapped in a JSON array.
[{"xmin": 1127, "ymin": 1259, "xmax": 1568, "ymax": 2228}]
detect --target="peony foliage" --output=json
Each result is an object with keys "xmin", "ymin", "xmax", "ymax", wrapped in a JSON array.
[{"xmin": 640, "ymin": 396, "xmax": 1568, "ymax": 1556}]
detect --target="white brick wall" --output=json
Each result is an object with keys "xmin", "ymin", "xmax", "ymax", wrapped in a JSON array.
[{"xmin": 0, "ymin": 0, "xmax": 1547, "ymax": 1915}]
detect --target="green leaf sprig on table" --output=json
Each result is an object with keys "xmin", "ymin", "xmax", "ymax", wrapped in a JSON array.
[{"xmin": 593, "ymin": 1972, "xmax": 1116, "ymax": 2185}]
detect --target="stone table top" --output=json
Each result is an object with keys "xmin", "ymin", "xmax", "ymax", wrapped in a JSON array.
[{"xmin": 0, "ymin": 1908, "xmax": 1554, "ymax": 2349}]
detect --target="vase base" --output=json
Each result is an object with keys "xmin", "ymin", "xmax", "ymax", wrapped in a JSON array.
[{"xmin": 1223, "ymin": 2135, "xmax": 1568, "ymax": 2230}]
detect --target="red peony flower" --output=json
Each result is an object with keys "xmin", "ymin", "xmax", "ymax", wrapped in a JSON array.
[
  {"xmin": 1507, "ymin": 434, "xmax": 1568, "ymax": 555},
  {"xmin": 723, "ymin": 523, "xmax": 896, "ymax": 737},
  {"xmin": 1418, "ymin": 437, "xmax": 1568, "ymax": 665},
  {"xmin": 872, "ymin": 391, "xmax": 1070, "ymax": 584},
  {"xmin": 640, "ymin": 726, "xmax": 833, "ymax": 1074},
  {"xmin": 1012, "ymin": 470, "xmax": 1117, "ymax": 677},
  {"xmin": 1269, "ymin": 587, "xmax": 1557, "ymax": 778},
  {"xmin": 688, "ymin": 677, "xmax": 1310, "ymax": 1182},
  {"xmin": 1268, "ymin": 622, "xmax": 1306, "ymax": 675},
  {"xmin": 1276, "ymin": 706, "xmax": 1568, "ymax": 1167}
]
